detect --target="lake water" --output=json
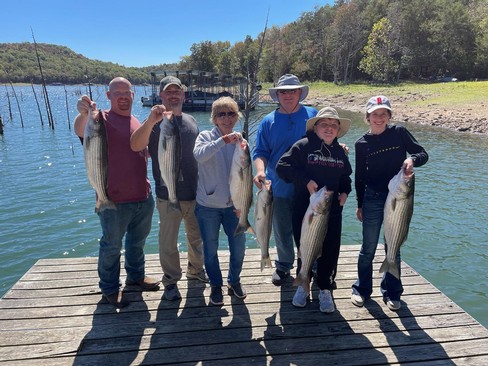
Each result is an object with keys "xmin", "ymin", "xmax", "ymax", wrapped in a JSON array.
[{"xmin": 1, "ymin": 85, "xmax": 487, "ymax": 329}]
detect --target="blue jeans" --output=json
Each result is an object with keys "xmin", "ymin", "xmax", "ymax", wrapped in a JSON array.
[
  {"xmin": 195, "ymin": 204, "xmax": 246, "ymax": 287},
  {"xmin": 273, "ymin": 197, "xmax": 295, "ymax": 273},
  {"xmin": 97, "ymin": 195, "xmax": 154, "ymax": 296},
  {"xmin": 352, "ymin": 188, "xmax": 404, "ymax": 301}
]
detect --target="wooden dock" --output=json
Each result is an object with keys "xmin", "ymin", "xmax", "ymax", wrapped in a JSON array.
[{"xmin": 1, "ymin": 245, "xmax": 487, "ymax": 365}]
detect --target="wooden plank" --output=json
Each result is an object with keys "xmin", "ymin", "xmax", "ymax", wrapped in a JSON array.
[{"xmin": 0, "ymin": 246, "xmax": 487, "ymax": 365}]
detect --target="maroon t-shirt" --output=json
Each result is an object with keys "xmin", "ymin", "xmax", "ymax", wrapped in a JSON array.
[{"xmin": 103, "ymin": 110, "xmax": 151, "ymax": 203}]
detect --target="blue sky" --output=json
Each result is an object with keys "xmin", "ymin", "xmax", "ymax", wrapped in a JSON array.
[{"xmin": 2, "ymin": 0, "xmax": 332, "ymax": 67}]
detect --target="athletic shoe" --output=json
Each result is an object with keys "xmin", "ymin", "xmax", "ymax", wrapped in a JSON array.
[
  {"xmin": 272, "ymin": 270, "xmax": 290, "ymax": 286},
  {"xmin": 163, "ymin": 284, "xmax": 181, "ymax": 301},
  {"xmin": 227, "ymin": 283, "xmax": 247, "ymax": 299},
  {"xmin": 351, "ymin": 293, "xmax": 365, "ymax": 307},
  {"xmin": 384, "ymin": 297, "xmax": 401, "ymax": 311},
  {"xmin": 210, "ymin": 286, "xmax": 224, "ymax": 306},
  {"xmin": 186, "ymin": 270, "xmax": 209, "ymax": 283},
  {"xmin": 292, "ymin": 285, "xmax": 309, "ymax": 308},
  {"xmin": 319, "ymin": 289, "xmax": 335, "ymax": 313}
]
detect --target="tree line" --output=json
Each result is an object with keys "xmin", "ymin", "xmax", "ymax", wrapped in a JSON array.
[{"xmin": 1, "ymin": 0, "xmax": 487, "ymax": 85}]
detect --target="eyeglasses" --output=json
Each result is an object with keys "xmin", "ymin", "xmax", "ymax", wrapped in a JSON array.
[
  {"xmin": 216, "ymin": 111, "xmax": 237, "ymax": 118},
  {"xmin": 278, "ymin": 89, "xmax": 299, "ymax": 95}
]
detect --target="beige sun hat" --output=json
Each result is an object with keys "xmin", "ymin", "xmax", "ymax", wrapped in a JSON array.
[
  {"xmin": 305, "ymin": 107, "xmax": 351, "ymax": 138},
  {"xmin": 268, "ymin": 74, "xmax": 309, "ymax": 102}
]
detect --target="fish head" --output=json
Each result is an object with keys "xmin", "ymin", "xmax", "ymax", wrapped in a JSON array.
[
  {"xmin": 310, "ymin": 186, "xmax": 334, "ymax": 214},
  {"xmin": 389, "ymin": 168, "xmax": 415, "ymax": 199}
]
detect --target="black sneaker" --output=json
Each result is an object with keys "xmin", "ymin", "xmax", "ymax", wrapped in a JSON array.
[
  {"xmin": 271, "ymin": 270, "xmax": 290, "ymax": 286},
  {"xmin": 227, "ymin": 283, "xmax": 247, "ymax": 299},
  {"xmin": 210, "ymin": 286, "xmax": 224, "ymax": 306}
]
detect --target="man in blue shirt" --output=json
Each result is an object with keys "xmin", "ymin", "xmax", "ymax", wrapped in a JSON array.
[{"xmin": 252, "ymin": 74, "xmax": 318, "ymax": 285}]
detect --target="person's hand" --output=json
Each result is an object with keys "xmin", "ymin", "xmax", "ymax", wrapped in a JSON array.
[
  {"xmin": 403, "ymin": 158, "xmax": 414, "ymax": 175},
  {"xmin": 339, "ymin": 142, "xmax": 349, "ymax": 155},
  {"xmin": 148, "ymin": 104, "xmax": 171, "ymax": 126},
  {"xmin": 253, "ymin": 172, "xmax": 267, "ymax": 189},
  {"xmin": 306, "ymin": 180, "xmax": 318, "ymax": 195},
  {"xmin": 338, "ymin": 192, "xmax": 348, "ymax": 206},
  {"xmin": 223, "ymin": 132, "xmax": 241, "ymax": 144},
  {"xmin": 356, "ymin": 207, "xmax": 363, "ymax": 222},
  {"xmin": 77, "ymin": 95, "xmax": 97, "ymax": 118}
]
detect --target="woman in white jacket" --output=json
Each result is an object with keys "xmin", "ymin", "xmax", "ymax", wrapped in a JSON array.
[{"xmin": 193, "ymin": 97, "xmax": 247, "ymax": 306}]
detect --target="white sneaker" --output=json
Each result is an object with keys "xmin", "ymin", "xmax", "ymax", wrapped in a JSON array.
[
  {"xmin": 292, "ymin": 286, "xmax": 309, "ymax": 307},
  {"xmin": 351, "ymin": 293, "xmax": 365, "ymax": 307},
  {"xmin": 385, "ymin": 298, "xmax": 401, "ymax": 311},
  {"xmin": 319, "ymin": 289, "xmax": 335, "ymax": 313}
]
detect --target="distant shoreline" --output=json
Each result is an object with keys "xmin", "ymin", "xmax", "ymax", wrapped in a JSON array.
[{"xmin": 260, "ymin": 82, "xmax": 488, "ymax": 135}]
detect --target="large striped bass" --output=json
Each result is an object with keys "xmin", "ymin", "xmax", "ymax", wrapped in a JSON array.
[
  {"xmin": 83, "ymin": 109, "xmax": 116, "ymax": 213},
  {"xmin": 294, "ymin": 187, "xmax": 334, "ymax": 292},
  {"xmin": 380, "ymin": 167, "xmax": 415, "ymax": 279},
  {"xmin": 229, "ymin": 137, "xmax": 254, "ymax": 236},
  {"xmin": 158, "ymin": 114, "xmax": 181, "ymax": 211},
  {"xmin": 254, "ymin": 180, "xmax": 273, "ymax": 270}
]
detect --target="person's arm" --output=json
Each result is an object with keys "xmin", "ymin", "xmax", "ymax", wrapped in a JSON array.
[{"xmin": 130, "ymin": 105, "xmax": 170, "ymax": 152}]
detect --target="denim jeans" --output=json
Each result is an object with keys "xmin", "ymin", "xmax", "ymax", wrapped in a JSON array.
[
  {"xmin": 272, "ymin": 197, "xmax": 295, "ymax": 273},
  {"xmin": 195, "ymin": 203, "xmax": 246, "ymax": 287},
  {"xmin": 352, "ymin": 188, "xmax": 404, "ymax": 301},
  {"xmin": 97, "ymin": 195, "xmax": 154, "ymax": 296}
]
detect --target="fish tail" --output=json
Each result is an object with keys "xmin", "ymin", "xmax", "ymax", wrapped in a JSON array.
[
  {"xmin": 168, "ymin": 200, "xmax": 181, "ymax": 212},
  {"xmin": 260, "ymin": 256, "xmax": 272, "ymax": 271},
  {"xmin": 379, "ymin": 259, "xmax": 401, "ymax": 280},
  {"xmin": 234, "ymin": 221, "xmax": 253, "ymax": 236},
  {"xmin": 293, "ymin": 273, "xmax": 310, "ymax": 293},
  {"xmin": 95, "ymin": 199, "xmax": 116, "ymax": 213}
]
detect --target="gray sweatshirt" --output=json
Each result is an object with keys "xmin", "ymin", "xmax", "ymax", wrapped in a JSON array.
[{"xmin": 193, "ymin": 127, "xmax": 237, "ymax": 208}]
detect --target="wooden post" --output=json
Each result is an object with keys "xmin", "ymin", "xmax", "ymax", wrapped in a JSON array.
[{"xmin": 31, "ymin": 83, "xmax": 45, "ymax": 127}]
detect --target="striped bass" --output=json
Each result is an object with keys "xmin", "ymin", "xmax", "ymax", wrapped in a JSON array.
[
  {"xmin": 294, "ymin": 187, "xmax": 334, "ymax": 292},
  {"xmin": 254, "ymin": 180, "xmax": 273, "ymax": 270},
  {"xmin": 83, "ymin": 109, "xmax": 115, "ymax": 213},
  {"xmin": 381, "ymin": 167, "xmax": 415, "ymax": 279},
  {"xmin": 229, "ymin": 137, "xmax": 254, "ymax": 236},
  {"xmin": 158, "ymin": 114, "xmax": 181, "ymax": 211}
]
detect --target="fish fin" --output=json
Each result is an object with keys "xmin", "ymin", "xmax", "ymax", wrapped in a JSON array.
[
  {"xmin": 234, "ymin": 221, "xmax": 254, "ymax": 236},
  {"xmin": 293, "ymin": 274, "xmax": 311, "ymax": 293},
  {"xmin": 260, "ymin": 257, "xmax": 272, "ymax": 271},
  {"xmin": 379, "ymin": 259, "xmax": 400, "ymax": 280},
  {"xmin": 96, "ymin": 199, "xmax": 116, "ymax": 213},
  {"xmin": 168, "ymin": 200, "xmax": 181, "ymax": 212}
]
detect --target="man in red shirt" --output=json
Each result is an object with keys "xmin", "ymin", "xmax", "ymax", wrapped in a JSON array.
[{"xmin": 75, "ymin": 77, "xmax": 159, "ymax": 308}]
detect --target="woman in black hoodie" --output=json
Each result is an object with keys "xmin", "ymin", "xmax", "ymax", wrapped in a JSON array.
[{"xmin": 276, "ymin": 107, "xmax": 352, "ymax": 313}]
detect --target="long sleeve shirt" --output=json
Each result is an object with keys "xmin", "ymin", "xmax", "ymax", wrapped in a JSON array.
[{"xmin": 355, "ymin": 124, "xmax": 429, "ymax": 208}]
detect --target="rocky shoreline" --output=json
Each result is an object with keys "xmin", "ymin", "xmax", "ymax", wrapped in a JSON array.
[
  {"xmin": 306, "ymin": 93, "xmax": 488, "ymax": 135},
  {"xmin": 260, "ymin": 92, "xmax": 487, "ymax": 135}
]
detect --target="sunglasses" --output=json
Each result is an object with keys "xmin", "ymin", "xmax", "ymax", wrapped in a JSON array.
[{"xmin": 216, "ymin": 111, "xmax": 237, "ymax": 118}]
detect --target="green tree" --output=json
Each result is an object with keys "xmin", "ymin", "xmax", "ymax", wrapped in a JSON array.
[{"xmin": 359, "ymin": 17, "xmax": 400, "ymax": 82}]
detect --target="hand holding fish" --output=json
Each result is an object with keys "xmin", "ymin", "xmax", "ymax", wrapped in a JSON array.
[
  {"xmin": 306, "ymin": 180, "xmax": 318, "ymax": 195},
  {"xmin": 148, "ymin": 104, "xmax": 172, "ymax": 126},
  {"xmin": 402, "ymin": 157, "xmax": 414, "ymax": 175},
  {"xmin": 77, "ymin": 95, "xmax": 98, "ymax": 120},
  {"xmin": 223, "ymin": 131, "xmax": 242, "ymax": 144}
]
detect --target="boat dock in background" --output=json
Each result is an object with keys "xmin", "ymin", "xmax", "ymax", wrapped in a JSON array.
[
  {"xmin": 1, "ymin": 246, "xmax": 487, "ymax": 365},
  {"xmin": 141, "ymin": 70, "xmax": 260, "ymax": 111}
]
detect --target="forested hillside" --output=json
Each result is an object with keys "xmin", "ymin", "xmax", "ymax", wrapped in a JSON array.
[
  {"xmin": 0, "ymin": 43, "xmax": 176, "ymax": 84},
  {"xmin": 1, "ymin": 0, "xmax": 487, "ymax": 85}
]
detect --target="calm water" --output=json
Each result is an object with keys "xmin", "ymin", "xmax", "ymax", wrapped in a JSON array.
[{"xmin": 1, "ymin": 85, "xmax": 487, "ymax": 328}]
